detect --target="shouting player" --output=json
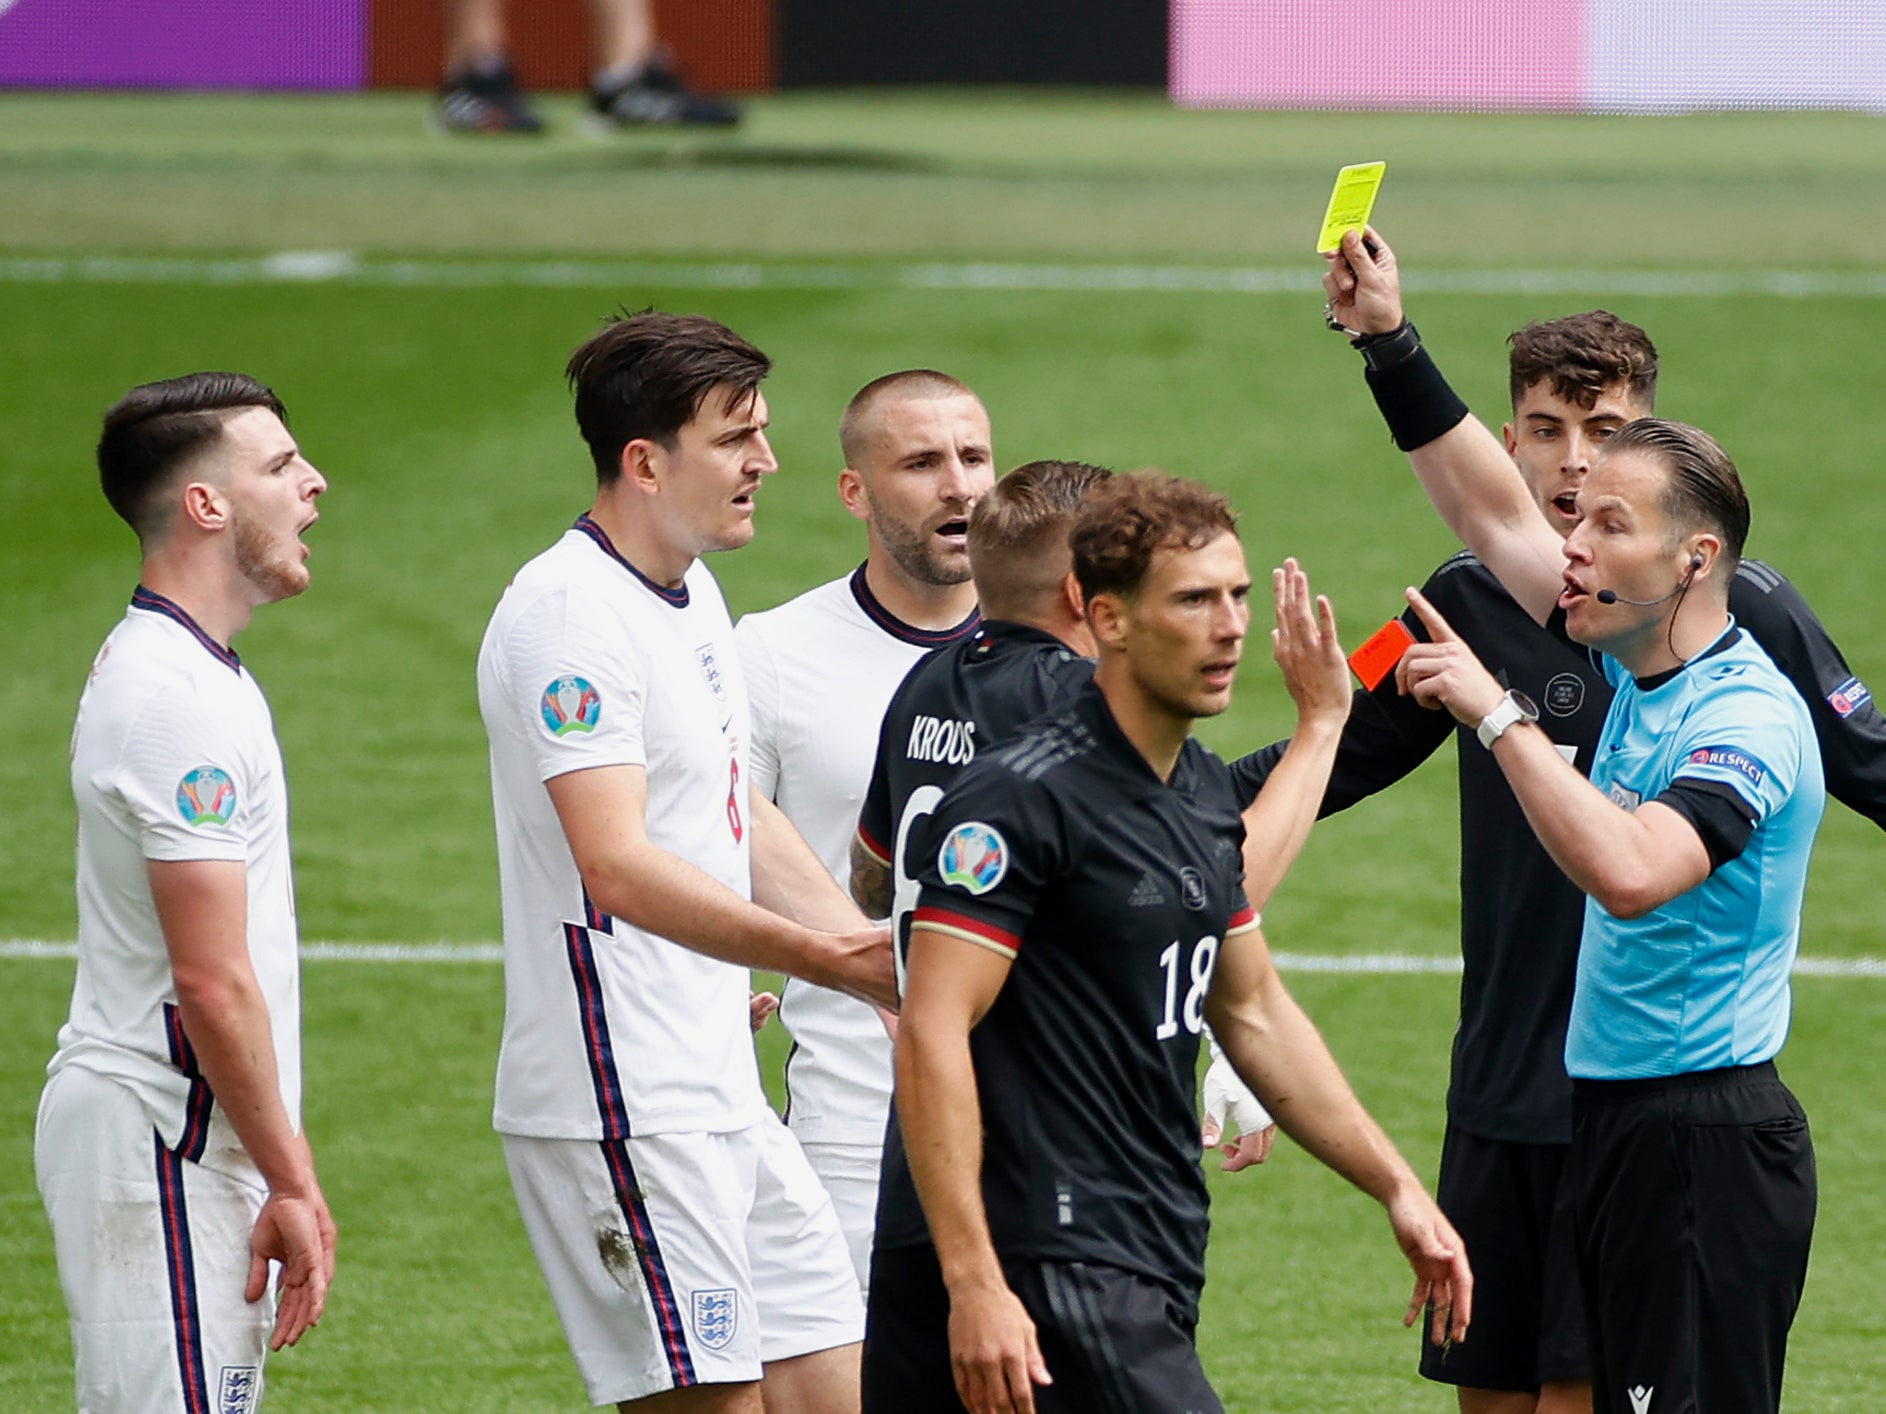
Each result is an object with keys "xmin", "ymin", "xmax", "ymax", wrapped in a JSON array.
[
  {"xmin": 38, "ymin": 373, "xmax": 337, "ymax": 1413},
  {"xmin": 737, "ymin": 370, "xmax": 992, "ymax": 1288}
]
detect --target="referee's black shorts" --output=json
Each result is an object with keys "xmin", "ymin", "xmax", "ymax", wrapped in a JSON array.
[
  {"xmin": 863, "ymin": 1242, "xmax": 1222, "ymax": 1414},
  {"xmin": 1418, "ymin": 1125, "xmax": 1589, "ymax": 1392},
  {"xmin": 1567, "ymin": 1061, "xmax": 1816, "ymax": 1414}
]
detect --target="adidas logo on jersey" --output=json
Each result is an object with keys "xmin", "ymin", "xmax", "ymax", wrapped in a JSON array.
[{"xmin": 1128, "ymin": 871, "xmax": 1165, "ymax": 907}]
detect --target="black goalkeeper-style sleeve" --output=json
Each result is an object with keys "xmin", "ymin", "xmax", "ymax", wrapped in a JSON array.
[
  {"xmin": 1228, "ymin": 604, "xmax": 1457, "ymax": 813},
  {"xmin": 1733, "ymin": 561, "xmax": 1886, "ymax": 832}
]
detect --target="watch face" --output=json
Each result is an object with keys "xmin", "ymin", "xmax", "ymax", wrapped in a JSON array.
[{"xmin": 1511, "ymin": 690, "xmax": 1540, "ymax": 722}]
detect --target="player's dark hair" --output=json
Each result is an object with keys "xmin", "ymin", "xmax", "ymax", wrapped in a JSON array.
[
  {"xmin": 968, "ymin": 460, "xmax": 1112, "ymax": 618},
  {"xmin": 1071, "ymin": 472, "xmax": 1238, "ymax": 602},
  {"xmin": 839, "ymin": 369, "xmax": 981, "ymax": 467},
  {"xmin": 566, "ymin": 310, "xmax": 772, "ymax": 485},
  {"xmin": 97, "ymin": 372, "xmax": 288, "ymax": 539},
  {"xmin": 1508, "ymin": 311, "xmax": 1658, "ymax": 413},
  {"xmin": 1609, "ymin": 418, "xmax": 1749, "ymax": 574}
]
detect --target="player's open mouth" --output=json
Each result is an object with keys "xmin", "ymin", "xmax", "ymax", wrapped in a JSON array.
[
  {"xmin": 1552, "ymin": 492, "xmax": 1580, "ymax": 518},
  {"xmin": 935, "ymin": 517, "xmax": 969, "ymax": 543},
  {"xmin": 1201, "ymin": 660, "xmax": 1239, "ymax": 687}
]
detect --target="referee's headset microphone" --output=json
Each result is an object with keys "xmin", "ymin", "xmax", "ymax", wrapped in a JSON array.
[{"xmin": 1595, "ymin": 553, "xmax": 1706, "ymax": 607}]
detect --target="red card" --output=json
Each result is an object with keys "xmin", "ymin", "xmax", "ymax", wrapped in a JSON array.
[{"xmin": 1349, "ymin": 618, "xmax": 1415, "ymax": 691}]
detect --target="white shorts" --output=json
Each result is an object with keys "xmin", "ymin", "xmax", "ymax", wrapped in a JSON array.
[
  {"xmin": 35, "ymin": 1065, "xmax": 274, "ymax": 1414},
  {"xmin": 503, "ymin": 1114, "xmax": 864, "ymax": 1406},
  {"xmin": 795, "ymin": 1139, "xmax": 882, "ymax": 1294}
]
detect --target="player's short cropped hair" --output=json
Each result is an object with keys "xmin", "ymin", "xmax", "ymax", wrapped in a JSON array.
[
  {"xmin": 1508, "ymin": 310, "xmax": 1658, "ymax": 413},
  {"xmin": 566, "ymin": 310, "xmax": 772, "ymax": 484},
  {"xmin": 968, "ymin": 460, "xmax": 1112, "ymax": 619},
  {"xmin": 1608, "ymin": 418, "xmax": 1749, "ymax": 573},
  {"xmin": 97, "ymin": 372, "xmax": 288, "ymax": 540},
  {"xmin": 839, "ymin": 369, "xmax": 980, "ymax": 468},
  {"xmin": 1071, "ymin": 472, "xmax": 1239, "ymax": 603}
]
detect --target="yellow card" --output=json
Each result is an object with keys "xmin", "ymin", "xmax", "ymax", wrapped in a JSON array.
[{"xmin": 1315, "ymin": 161, "xmax": 1387, "ymax": 254}]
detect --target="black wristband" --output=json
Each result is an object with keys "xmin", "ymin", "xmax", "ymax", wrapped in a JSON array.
[
  {"xmin": 1364, "ymin": 342, "xmax": 1471, "ymax": 452},
  {"xmin": 1351, "ymin": 320, "xmax": 1423, "ymax": 371}
]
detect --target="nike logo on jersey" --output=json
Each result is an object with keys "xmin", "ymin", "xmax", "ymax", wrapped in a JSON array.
[
  {"xmin": 1628, "ymin": 1385, "xmax": 1654, "ymax": 1414},
  {"xmin": 906, "ymin": 714, "xmax": 977, "ymax": 765},
  {"xmin": 1128, "ymin": 871, "xmax": 1165, "ymax": 907}
]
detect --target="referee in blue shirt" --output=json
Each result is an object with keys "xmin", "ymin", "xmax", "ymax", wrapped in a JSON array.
[{"xmin": 1323, "ymin": 229, "xmax": 1821, "ymax": 1414}]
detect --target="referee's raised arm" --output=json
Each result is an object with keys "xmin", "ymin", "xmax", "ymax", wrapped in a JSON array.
[{"xmin": 1323, "ymin": 228, "xmax": 1567, "ymax": 624}]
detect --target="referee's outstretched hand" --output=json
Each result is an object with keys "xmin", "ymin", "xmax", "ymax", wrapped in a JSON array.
[
  {"xmin": 1321, "ymin": 225, "xmax": 1404, "ymax": 338},
  {"xmin": 1396, "ymin": 586, "xmax": 1506, "ymax": 727},
  {"xmin": 949, "ymin": 1279, "xmax": 1052, "ymax": 1414}
]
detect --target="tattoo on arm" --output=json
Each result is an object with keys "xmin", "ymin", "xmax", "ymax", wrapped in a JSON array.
[{"xmin": 850, "ymin": 834, "xmax": 893, "ymax": 919}]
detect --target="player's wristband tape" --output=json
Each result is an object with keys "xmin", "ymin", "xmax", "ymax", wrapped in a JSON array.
[{"xmin": 1360, "ymin": 325, "xmax": 1471, "ymax": 452}]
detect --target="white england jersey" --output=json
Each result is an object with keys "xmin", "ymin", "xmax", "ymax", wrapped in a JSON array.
[
  {"xmin": 479, "ymin": 516, "xmax": 768, "ymax": 1139},
  {"xmin": 51, "ymin": 588, "xmax": 303, "ymax": 1186},
  {"xmin": 736, "ymin": 567, "xmax": 978, "ymax": 1145}
]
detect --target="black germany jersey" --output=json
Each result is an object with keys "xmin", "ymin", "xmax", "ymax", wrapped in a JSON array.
[
  {"xmin": 1230, "ymin": 555, "xmax": 1886, "ymax": 1145},
  {"xmin": 881, "ymin": 680, "xmax": 1257, "ymax": 1313},
  {"xmin": 857, "ymin": 619, "xmax": 1095, "ymax": 975}
]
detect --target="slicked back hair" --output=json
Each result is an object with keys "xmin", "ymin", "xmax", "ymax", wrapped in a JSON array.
[
  {"xmin": 566, "ymin": 310, "xmax": 771, "ymax": 485},
  {"xmin": 1607, "ymin": 418, "xmax": 1749, "ymax": 575},
  {"xmin": 97, "ymin": 372, "xmax": 287, "ymax": 540},
  {"xmin": 1508, "ymin": 310, "xmax": 1659, "ymax": 413},
  {"xmin": 967, "ymin": 460, "xmax": 1112, "ymax": 619},
  {"xmin": 1071, "ymin": 472, "xmax": 1239, "ymax": 604},
  {"xmin": 838, "ymin": 369, "xmax": 980, "ymax": 468}
]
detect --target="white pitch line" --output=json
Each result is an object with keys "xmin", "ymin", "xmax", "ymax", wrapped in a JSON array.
[
  {"xmin": 6, "ymin": 939, "xmax": 1886, "ymax": 976},
  {"xmin": 2, "ymin": 253, "xmax": 1885, "ymax": 299}
]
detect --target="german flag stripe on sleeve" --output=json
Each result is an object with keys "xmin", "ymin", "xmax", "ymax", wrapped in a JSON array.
[
  {"xmin": 1227, "ymin": 905, "xmax": 1260, "ymax": 935},
  {"xmin": 912, "ymin": 905, "xmax": 1021, "ymax": 959},
  {"xmin": 855, "ymin": 825, "xmax": 891, "ymax": 866}
]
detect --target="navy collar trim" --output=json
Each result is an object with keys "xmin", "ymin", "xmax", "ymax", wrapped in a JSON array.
[
  {"xmin": 1635, "ymin": 623, "xmax": 1742, "ymax": 693},
  {"xmin": 130, "ymin": 587, "xmax": 240, "ymax": 673},
  {"xmin": 848, "ymin": 563, "xmax": 981, "ymax": 648},
  {"xmin": 574, "ymin": 514, "xmax": 689, "ymax": 608}
]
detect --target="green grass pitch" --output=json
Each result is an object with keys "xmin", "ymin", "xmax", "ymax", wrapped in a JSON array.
[{"xmin": 4, "ymin": 91, "xmax": 1886, "ymax": 1409}]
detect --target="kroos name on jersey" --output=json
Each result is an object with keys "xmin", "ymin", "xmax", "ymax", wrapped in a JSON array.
[{"xmin": 905, "ymin": 714, "xmax": 977, "ymax": 765}]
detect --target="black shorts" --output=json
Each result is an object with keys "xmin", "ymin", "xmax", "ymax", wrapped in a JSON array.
[
  {"xmin": 863, "ymin": 1243, "xmax": 1221, "ymax": 1414},
  {"xmin": 1418, "ymin": 1125, "xmax": 1589, "ymax": 1391},
  {"xmin": 1568, "ymin": 1062, "xmax": 1816, "ymax": 1414}
]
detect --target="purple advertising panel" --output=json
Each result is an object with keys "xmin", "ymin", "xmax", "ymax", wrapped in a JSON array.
[{"xmin": 0, "ymin": 0, "xmax": 366, "ymax": 89}]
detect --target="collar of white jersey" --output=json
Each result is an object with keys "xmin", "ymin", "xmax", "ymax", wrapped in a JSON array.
[
  {"xmin": 572, "ymin": 513, "xmax": 690, "ymax": 608},
  {"xmin": 130, "ymin": 586, "xmax": 241, "ymax": 673},
  {"xmin": 848, "ymin": 562, "xmax": 981, "ymax": 648}
]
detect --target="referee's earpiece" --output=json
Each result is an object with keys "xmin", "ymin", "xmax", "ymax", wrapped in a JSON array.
[{"xmin": 1688, "ymin": 552, "xmax": 1705, "ymax": 574}]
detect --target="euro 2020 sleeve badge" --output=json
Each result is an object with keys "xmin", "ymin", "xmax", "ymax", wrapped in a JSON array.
[
  {"xmin": 937, "ymin": 821, "xmax": 1009, "ymax": 895},
  {"xmin": 541, "ymin": 675, "xmax": 602, "ymax": 736}
]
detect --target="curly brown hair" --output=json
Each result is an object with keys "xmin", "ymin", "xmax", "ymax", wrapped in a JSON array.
[
  {"xmin": 1508, "ymin": 310, "xmax": 1658, "ymax": 412},
  {"xmin": 1071, "ymin": 472, "xmax": 1238, "ymax": 603}
]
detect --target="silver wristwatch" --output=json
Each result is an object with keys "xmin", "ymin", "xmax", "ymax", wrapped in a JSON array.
[{"xmin": 1475, "ymin": 689, "xmax": 1540, "ymax": 750}]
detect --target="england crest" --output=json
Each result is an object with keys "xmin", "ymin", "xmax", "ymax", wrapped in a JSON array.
[
  {"xmin": 692, "ymin": 1288, "xmax": 738, "ymax": 1351},
  {"xmin": 217, "ymin": 1365, "xmax": 261, "ymax": 1414}
]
